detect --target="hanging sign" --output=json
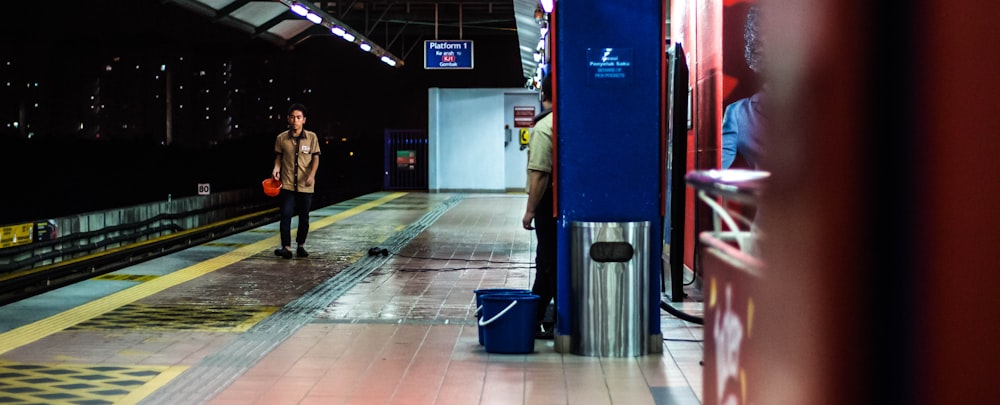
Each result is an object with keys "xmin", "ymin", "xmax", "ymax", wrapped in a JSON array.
[{"xmin": 424, "ymin": 40, "xmax": 474, "ymax": 69}]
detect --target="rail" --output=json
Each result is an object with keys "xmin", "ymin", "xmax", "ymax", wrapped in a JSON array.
[{"xmin": 0, "ymin": 208, "xmax": 279, "ymax": 306}]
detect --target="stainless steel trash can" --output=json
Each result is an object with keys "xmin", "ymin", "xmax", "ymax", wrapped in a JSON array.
[{"xmin": 570, "ymin": 221, "xmax": 651, "ymax": 357}]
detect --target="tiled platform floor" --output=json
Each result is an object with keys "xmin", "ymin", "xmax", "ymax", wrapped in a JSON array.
[{"xmin": 0, "ymin": 192, "xmax": 704, "ymax": 405}]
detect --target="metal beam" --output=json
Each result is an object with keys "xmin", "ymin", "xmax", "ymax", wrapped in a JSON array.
[
  {"xmin": 213, "ymin": 0, "xmax": 253, "ymax": 22},
  {"xmin": 402, "ymin": 32, "xmax": 426, "ymax": 61},
  {"xmin": 365, "ymin": 1, "xmax": 396, "ymax": 37},
  {"xmin": 340, "ymin": 0, "xmax": 360, "ymax": 19},
  {"xmin": 386, "ymin": 20, "xmax": 410, "ymax": 49}
]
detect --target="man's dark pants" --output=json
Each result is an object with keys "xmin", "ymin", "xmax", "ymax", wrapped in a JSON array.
[
  {"xmin": 532, "ymin": 186, "xmax": 557, "ymax": 325},
  {"xmin": 279, "ymin": 190, "xmax": 313, "ymax": 248}
]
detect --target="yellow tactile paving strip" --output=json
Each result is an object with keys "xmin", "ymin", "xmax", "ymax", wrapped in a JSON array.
[
  {"xmin": 64, "ymin": 303, "xmax": 279, "ymax": 333},
  {"xmin": 0, "ymin": 191, "xmax": 406, "ymax": 356},
  {"xmin": 0, "ymin": 192, "xmax": 410, "ymax": 404},
  {"xmin": 0, "ymin": 361, "xmax": 186, "ymax": 405}
]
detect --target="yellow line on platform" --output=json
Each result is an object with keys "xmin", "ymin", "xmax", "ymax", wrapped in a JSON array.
[
  {"xmin": 116, "ymin": 365, "xmax": 188, "ymax": 405},
  {"xmin": 0, "ymin": 192, "xmax": 407, "ymax": 355}
]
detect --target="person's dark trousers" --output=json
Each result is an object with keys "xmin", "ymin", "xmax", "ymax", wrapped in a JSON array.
[
  {"xmin": 532, "ymin": 186, "xmax": 557, "ymax": 325},
  {"xmin": 279, "ymin": 191, "xmax": 314, "ymax": 248}
]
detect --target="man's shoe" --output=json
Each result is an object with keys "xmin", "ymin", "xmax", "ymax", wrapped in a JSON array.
[
  {"xmin": 274, "ymin": 248, "xmax": 293, "ymax": 259},
  {"xmin": 535, "ymin": 324, "xmax": 554, "ymax": 340},
  {"xmin": 296, "ymin": 246, "xmax": 309, "ymax": 258}
]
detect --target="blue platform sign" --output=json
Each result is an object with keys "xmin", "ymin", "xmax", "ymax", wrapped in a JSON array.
[
  {"xmin": 424, "ymin": 40, "xmax": 474, "ymax": 70},
  {"xmin": 587, "ymin": 47, "xmax": 633, "ymax": 83}
]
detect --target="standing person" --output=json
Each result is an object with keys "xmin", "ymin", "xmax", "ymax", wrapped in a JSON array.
[
  {"xmin": 522, "ymin": 74, "xmax": 556, "ymax": 339},
  {"xmin": 722, "ymin": 4, "xmax": 767, "ymax": 170},
  {"xmin": 272, "ymin": 103, "xmax": 321, "ymax": 259},
  {"xmin": 721, "ymin": 5, "xmax": 768, "ymax": 257}
]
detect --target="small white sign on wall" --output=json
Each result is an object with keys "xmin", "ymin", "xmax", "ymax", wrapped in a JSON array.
[{"xmin": 197, "ymin": 183, "xmax": 210, "ymax": 195}]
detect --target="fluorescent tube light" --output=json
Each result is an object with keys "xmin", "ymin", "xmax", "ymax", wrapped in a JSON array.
[{"xmin": 290, "ymin": 3, "xmax": 308, "ymax": 16}]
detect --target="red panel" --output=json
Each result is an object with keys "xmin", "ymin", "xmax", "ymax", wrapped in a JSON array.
[
  {"xmin": 676, "ymin": 0, "xmax": 762, "ymax": 271},
  {"xmin": 700, "ymin": 233, "xmax": 762, "ymax": 405},
  {"xmin": 676, "ymin": 0, "xmax": 724, "ymax": 270},
  {"xmin": 920, "ymin": 1, "xmax": 1000, "ymax": 403}
]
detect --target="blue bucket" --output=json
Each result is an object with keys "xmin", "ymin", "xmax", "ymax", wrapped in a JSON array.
[
  {"xmin": 474, "ymin": 288, "xmax": 532, "ymax": 345},
  {"xmin": 479, "ymin": 293, "xmax": 539, "ymax": 354}
]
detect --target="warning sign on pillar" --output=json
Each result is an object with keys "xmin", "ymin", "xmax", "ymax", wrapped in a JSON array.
[{"xmin": 513, "ymin": 106, "xmax": 536, "ymax": 128}]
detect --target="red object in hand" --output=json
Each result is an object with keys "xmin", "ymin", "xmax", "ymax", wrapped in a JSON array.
[{"xmin": 262, "ymin": 178, "xmax": 282, "ymax": 197}]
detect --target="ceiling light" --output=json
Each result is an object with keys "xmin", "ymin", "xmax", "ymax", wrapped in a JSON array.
[
  {"xmin": 290, "ymin": 3, "xmax": 308, "ymax": 16},
  {"xmin": 279, "ymin": 0, "xmax": 402, "ymax": 68}
]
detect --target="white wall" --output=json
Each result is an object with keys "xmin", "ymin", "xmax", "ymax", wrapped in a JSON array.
[
  {"xmin": 429, "ymin": 88, "xmax": 538, "ymax": 192},
  {"xmin": 503, "ymin": 92, "xmax": 540, "ymax": 190}
]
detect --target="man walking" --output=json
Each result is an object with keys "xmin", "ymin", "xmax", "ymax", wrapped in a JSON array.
[{"xmin": 272, "ymin": 103, "xmax": 321, "ymax": 259}]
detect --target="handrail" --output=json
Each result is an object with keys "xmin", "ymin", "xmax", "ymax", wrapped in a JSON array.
[
  {"xmin": 685, "ymin": 169, "xmax": 769, "ymax": 256},
  {"xmin": 0, "ymin": 208, "xmax": 279, "ymax": 306},
  {"xmin": 0, "ymin": 199, "xmax": 268, "ymax": 261}
]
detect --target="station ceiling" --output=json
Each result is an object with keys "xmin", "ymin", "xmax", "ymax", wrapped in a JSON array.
[{"xmin": 161, "ymin": 0, "xmax": 542, "ymax": 78}]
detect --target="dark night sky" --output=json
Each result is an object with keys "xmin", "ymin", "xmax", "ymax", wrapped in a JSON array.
[
  {"xmin": 0, "ymin": 1, "xmax": 524, "ymax": 224},
  {"xmin": 1, "ymin": 1, "xmax": 523, "ymax": 130}
]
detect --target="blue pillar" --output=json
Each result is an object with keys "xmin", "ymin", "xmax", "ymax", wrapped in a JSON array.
[{"xmin": 554, "ymin": 0, "xmax": 664, "ymax": 348}]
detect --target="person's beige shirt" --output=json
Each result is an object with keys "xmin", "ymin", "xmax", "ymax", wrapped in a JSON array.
[
  {"xmin": 274, "ymin": 129, "xmax": 321, "ymax": 193},
  {"xmin": 526, "ymin": 112, "xmax": 553, "ymax": 176}
]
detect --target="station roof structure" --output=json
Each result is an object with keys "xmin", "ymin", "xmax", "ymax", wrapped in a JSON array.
[{"xmin": 161, "ymin": 0, "xmax": 542, "ymax": 77}]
